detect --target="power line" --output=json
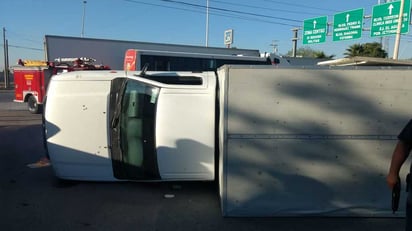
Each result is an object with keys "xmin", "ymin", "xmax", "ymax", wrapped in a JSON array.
[
  {"xmin": 123, "ymin": 0, "xmax": 205, "ymax": 13},
  {"xmin": 123, "ymin": 0, "xmax": 300, "ymax": 27},
  {"xmin": 208, "ymin": 0, "xmax": 326, "ymax": 17},
  {"xmin": 6, "ymin": 30, "xmax": 43, "ymax": 45},
  {"xmin": 0, "ymin": 43, "xmax": 43, "ymax": 51},
  {"xmin": 161, "ymin": 0, "xmax": 302, "ymax": 23},
  {"xmin": 260, "ymin": 0, "xmax": 337, "ymax": 13},
  {"xmin": 123, "ymin": 0, "xmax": 243, "ymax": 20}
]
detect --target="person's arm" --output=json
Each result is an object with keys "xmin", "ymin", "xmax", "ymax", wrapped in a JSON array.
[{"xmin": 387, "ymin": 140, "xmax": 412, "ymax": 189}]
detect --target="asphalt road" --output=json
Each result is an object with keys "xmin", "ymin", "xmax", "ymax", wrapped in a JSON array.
[{"xmin": 0, "ymin": 90, "xmax": 406, "ymax": 231}]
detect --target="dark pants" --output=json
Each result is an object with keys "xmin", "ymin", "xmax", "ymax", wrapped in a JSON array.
[
  {"xmin": 407, "ymin": 174, "xmax": 412, "ymax": 231},
  {"xmin": 407, "ymin": 198, "xmax": 412, "ymax": 230}
]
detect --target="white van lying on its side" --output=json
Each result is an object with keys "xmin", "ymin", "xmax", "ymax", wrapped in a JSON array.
[{"xmin": 44, "ymin": 70, "xmax": 216, "ymax": 181}]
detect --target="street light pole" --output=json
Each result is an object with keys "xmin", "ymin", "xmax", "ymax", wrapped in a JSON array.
[
  {"xmin": 81, "ymin": 1, "xmax": 87, "ymax": 38},
  {"xmin": 3, "ymin": 27, "xmax": 9, "ymax": 88},
  {"xmin": 205, "ymin": 0, "xmax": 209, "ymax": 47}
]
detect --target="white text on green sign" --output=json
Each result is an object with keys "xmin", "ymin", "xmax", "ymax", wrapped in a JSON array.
[
  {"xmin": 303, "ymin": 16, "xmax": 328, "ymax": 45},
  {"xmin": 371, "ymin": 0, "xmax": 410, "ymax": 37},
  {"xmin": 333, "ymin": 8, "xmax": 364, "ymax": 41}
]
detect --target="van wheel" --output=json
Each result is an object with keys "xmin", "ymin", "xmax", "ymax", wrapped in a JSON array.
[{"xmin": 28, "ymin": 95, "xmax": 40, "ymax": 114}]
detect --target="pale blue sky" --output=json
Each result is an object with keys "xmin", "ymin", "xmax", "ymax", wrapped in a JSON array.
[{"xmin": 1, "ymin": 0, "xmax": 411, "ymax": 69}]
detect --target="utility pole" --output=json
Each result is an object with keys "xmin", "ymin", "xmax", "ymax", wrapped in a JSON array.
[
  {"xmin": 81, "ymin": 1, "xmax": 87, "ymax": 38},
  {"xmin": 291, "ymin": 28, "xmax": 299, "ymax": 57},
  {"xmin": 393, "ymin": 0, "xmax": 405, "ymax": 59},
  {"xmin": 205, "ymin": 0, "xmax": 209, "ymax": 47},
  {"xmin": 3, "ymin": 27, "xmax": 9, "ymax": 89},
  {"xmin": 269, "ymin": 40, "xmax": 278, "ymax": 54},
  {"xmin": 43, "ymin": 39, "xmax": 48, "ymax": 61},
  {"xmin": 5, "ymin": 39, "xmax": 9, "ymax": 88}
]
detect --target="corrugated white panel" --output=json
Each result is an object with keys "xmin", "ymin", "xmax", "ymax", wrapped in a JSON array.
[{"xmin": 219, "ymin": 66, "xmax": 412, "ymax": 217}]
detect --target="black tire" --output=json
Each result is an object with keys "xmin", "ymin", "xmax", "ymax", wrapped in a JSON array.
[{"xmin": 27, "ymin": 95, "xmax": 40, "ymax": 114}]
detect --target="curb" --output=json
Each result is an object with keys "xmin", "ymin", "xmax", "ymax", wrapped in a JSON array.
[{"xmin": 0, "ymin": 88, "xmax": 14, "ymax": 93}]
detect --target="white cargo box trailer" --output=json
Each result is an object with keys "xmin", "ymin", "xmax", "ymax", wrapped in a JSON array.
[{"xmin": 217, "ymin": 66, "xmax": 412, "ymax": 217}]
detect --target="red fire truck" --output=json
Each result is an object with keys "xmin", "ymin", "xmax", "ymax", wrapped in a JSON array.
[{"xmin": 12, "ymin": 57, "xmax": 110, "ymax": 113}]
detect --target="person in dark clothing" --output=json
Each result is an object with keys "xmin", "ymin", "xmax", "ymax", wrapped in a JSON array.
[{"xmin": 387, "ymin": 119, "xmax": 412, "ymax": 230}]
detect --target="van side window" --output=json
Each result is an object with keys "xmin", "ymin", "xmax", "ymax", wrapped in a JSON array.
[{"xmin": 142, "ymin": 76, "xmax": 203, "ymax": 85}]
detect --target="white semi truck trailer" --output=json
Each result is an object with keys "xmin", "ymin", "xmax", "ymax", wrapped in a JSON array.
[{"xmin": 44, "ymin": 65, "xmax": 412, "ymax": 217}]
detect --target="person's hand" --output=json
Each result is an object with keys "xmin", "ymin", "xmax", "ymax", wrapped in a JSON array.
[{"xmin": 387, "ymin": 173, "xmax": 399, "ymax": 189}]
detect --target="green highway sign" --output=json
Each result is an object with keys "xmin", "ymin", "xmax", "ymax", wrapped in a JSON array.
[
  {"xmin": 333, "ymin": 8, "xmax": 364, "ymax": 41},
  {"xmin": 371, "ymin": 0, "xmax": 411, "ymax": 37},
  {"xmin": 303, "ymin": 16, "xmax": 328, "ymax": 45}
]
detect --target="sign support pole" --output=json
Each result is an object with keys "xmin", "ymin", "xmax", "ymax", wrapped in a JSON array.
[
  {"xmin": 393, "ymin": 0, "xmax": 405, "ymax": 60},
  {"xmin": 81, "ymin": 1, "xmax": 87, "ymax": 38}
]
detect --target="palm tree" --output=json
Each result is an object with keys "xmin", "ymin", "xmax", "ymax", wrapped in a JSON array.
[
  {"xmin": 344, "ymin": 42, "xmax": 387, "ymax": 58},
  {"xmin": 344, "ymin": 44, "xmax": 363, "ymax": 57},
  {"xmin": 286, "ymin": 47, "xmax": 334, "ymax": 58},
  {"xmin": 314, "ymin": 51, "xmax": 335, "ymax": 59}
]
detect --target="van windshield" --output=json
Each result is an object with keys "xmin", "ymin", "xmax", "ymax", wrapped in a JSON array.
[{"xmin": 110, "ymin": 79, "xmax": 160, "ymax": 180}]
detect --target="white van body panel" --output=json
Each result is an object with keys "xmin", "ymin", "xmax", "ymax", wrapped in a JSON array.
[
  {"xmin": 45, "ymin": 70, "xmax": 216, "ymax": 181},
  {"xmin": 156, "ymin": 73, "xmax": 216, "ymax": 180},
  {"xmin": 45, "ymin": 72, "xmax": 117, "ymax": 181}
]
